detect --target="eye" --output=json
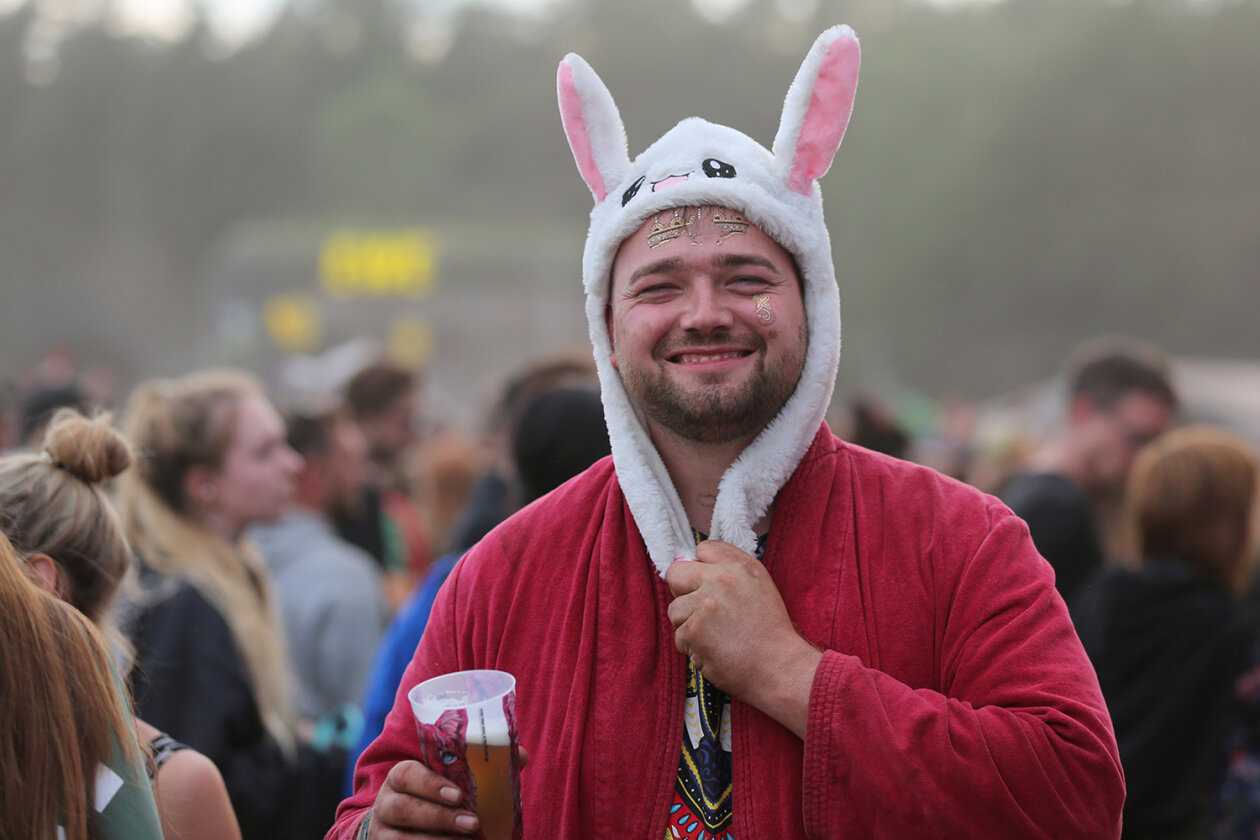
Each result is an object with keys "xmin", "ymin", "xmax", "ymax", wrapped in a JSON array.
[
  {"xmin": 442, "ymin": 750, "xmax": 458, "ymax": 765},
  {"xmin": 622, "ymin": 176, "xmax": 645, "ymax": 206},
  {"xmin": 636, "ymin": 283, "xmax": 678, "ymax": 300},
  {"xmin": 702, "ymin": 159, "xmax": 736, "ymax": 179}
]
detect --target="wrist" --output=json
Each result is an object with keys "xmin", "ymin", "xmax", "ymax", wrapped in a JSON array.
[{"xmin": 746, "ymin": 637, "xmax": 823, "ymax": 739}]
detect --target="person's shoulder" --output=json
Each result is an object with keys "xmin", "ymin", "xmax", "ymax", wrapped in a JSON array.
[
  {"xmin": 493, "ymin": 455, "xmax": 619, "ymax": 539},
  {"xmin": 841, "ymin": 438, "xmax": 1006, "ymax": 515},
  {"xmin": 125, "ymin": 568, "xmax": 232, "ymax": 649},
  {"xmin": 999, "ymin": 471, "xmax": 1083, "ymax": 512},
  {"xmin": 152, "ymin": 747, "xmax": 243, "ymax": 840},
  {"xmin": 453, "ymin": 456, "xmax": 621, "ymax": 584}
]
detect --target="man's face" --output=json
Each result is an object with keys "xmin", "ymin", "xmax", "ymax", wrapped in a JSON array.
[
  {"xmin": 1079, "ymin": 390, "xmax": 1175, "ymax": 495},
  {"xmin": 607, "ymin": 206, "xmax": 807, "ymax": 446},
  {"xmin": 322, "ymin": 419, "xmax": 371, "ymax": 515},
  {"xmin": 359, "ymin": 388, "xmax": 419, "ymax": 464}
]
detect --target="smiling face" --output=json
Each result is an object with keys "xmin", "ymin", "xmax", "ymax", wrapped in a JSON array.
[{"xmin": 607, "ymin": 206, "xmax": 807, "ymax": 447}]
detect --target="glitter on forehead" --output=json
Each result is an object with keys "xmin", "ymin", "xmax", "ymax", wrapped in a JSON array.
[{"xmin": 643, "ymin": 206, "xmax": 750, "ymax": 250}]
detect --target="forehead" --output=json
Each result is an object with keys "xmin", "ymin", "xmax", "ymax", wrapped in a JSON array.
[
  {"xmin": 1114, "ymin": 391, "xmax": 1175, "ymax": 427},
  {"xmin": 231, "ymin": 394, "xmax": 283, "ymax": 441},
  {"xmin": 610, "ymin": 206, "xmax": 796, "ymax": 290}
]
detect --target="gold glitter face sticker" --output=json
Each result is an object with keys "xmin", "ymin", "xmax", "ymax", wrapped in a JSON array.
[
  {"xmin": 646, "ymin": 209, "xmax": 688, "ymax": 249},
  {"xmin": 712, "ymin": 209, "xmax": 750, "ymax": 244},
  {"xmin": 754, "ymin": 293, "xmax": 774, "ymax": 324}
]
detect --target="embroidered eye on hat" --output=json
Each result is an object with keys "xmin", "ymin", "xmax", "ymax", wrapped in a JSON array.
[{"xmin": 557, "ymin": 27, "xmax": 861, "ymax": 576}]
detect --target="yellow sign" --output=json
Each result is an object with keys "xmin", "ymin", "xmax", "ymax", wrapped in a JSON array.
[{"xmin": 319, "ymin": 230, "xmax": 437, "ymax": 298}]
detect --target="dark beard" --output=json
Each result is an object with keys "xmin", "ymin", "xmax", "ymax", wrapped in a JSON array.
[{"xmin": 620, "ymin": 325, "xmax": 805, "ymax": 445}]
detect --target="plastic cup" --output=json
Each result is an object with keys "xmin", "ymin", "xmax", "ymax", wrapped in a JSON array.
[{"xmin": 408, "ymin": 670, "xmax": 521, "ymax": 840}]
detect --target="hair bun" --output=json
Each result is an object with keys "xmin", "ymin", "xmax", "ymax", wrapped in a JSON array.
[{"xmin": 42, "ymin": 409, "xmax": 133, "ymax": 484}]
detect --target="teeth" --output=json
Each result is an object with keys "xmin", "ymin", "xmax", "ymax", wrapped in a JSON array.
[{"xmin": 678, "ymin": 351, "xmax": 742, "ymax": 363}]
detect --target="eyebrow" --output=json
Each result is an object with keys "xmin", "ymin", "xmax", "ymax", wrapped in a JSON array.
[
  {"xmin": 627, "ymin": 257, "xmax": 686, "ymax": 286},
  {"xmin": 626, "ymin": 253, "xmax": 781, "ymax": 286},
  {"xmin": 710, "ymin": 253, "xmax": 780, "ymax": 274}
]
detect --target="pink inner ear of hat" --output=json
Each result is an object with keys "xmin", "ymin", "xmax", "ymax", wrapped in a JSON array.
[
  {"xmin": 788, "ymin": 36, "xmax": 860, "ymax": 195},
  {"xmin": 558, "ymin": 61, "xmax": 608, "ymax": 202}
]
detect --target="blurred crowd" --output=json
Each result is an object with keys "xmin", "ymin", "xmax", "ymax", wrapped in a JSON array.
[{"xmin": 2, "ymin": 334, "xmax": 1259, "ymax": 840}]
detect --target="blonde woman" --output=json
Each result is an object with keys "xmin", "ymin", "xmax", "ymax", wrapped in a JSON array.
[
  {"xmin": 0, "ymin": 408, "xmax": 241, "ymax": 840},
  {"xmin": 0, "ymin": 528, "xmax": 162, "ymax": 840},
  {"xmin": 117, "ymin": 369, "xmax": 344, "ymax": 840}
]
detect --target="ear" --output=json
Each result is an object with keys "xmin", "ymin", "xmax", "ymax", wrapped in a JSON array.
[
  {"xmin": 27, "ymin": 552, "xmax": 63, "ymax": 599},
  {"xmin": 558, "ymin": 53, "xmax": 631, "ymax": 204},
  {"xmin": 605, "ymin": 303, "xmax": 618, "ymax": 369},
  {"xmin": 1067, "ymin": 393, "xmax": 1099, "ymax": 425},
  {"xmin": 183, "ymin": 464, "xmax": 220, "ymax": 510},
  {"xmin": 773, "ymin": 25, "xmax": 861, "ymax": 196}
]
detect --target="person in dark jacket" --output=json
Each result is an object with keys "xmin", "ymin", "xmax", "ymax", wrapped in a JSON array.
[
  {"xmin": 117, "ymin": 370, "xmax": 344, "ymax": 840},
  {"xmin": 1072, "ymin": 425, "xmax": 1260, "ymax": 839}
]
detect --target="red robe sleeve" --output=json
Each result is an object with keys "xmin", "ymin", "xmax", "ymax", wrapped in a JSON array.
[{"xmin": 800, "ymin": 513, "xmax": 1124, "ymax": 839}]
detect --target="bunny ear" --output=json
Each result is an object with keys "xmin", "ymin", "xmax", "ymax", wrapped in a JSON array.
[
  {"xmin": 773, "ymin": 25, "xmax": 861, "ymax": 196},
  {"xmin": 558, "ymin": 54, "xmax": 631, "ymax": 204}
]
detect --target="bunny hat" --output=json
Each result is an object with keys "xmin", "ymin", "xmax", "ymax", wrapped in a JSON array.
[{"xmin": 557, "ymin": 26, "xmax": 861, "ymax": 577}]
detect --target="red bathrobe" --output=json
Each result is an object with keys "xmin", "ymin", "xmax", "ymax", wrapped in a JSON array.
[{"xmin": 329, "ymin": 425, "xmax": 1123, "ymax": 839}]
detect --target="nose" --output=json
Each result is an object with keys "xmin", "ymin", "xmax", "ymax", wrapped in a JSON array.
[
  {"xmin": 678, "ymin": 281, "xmax": 734, "ymax": 332},
  {"xmin": 284, "ymin": 446, "xmax": 304, "ymax": 476}
]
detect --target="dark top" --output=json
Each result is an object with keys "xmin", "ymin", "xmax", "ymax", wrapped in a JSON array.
[
  {"xmin": 1072, "ymin": 559, "xmax": 1257, "ymax": 839},
  {"xmin": 124, "ymin": 564, "xmax": 344, "ymax": 840},
  {"xmin": 1000, "ymin": 471, "xmax": 1102, "ymax": 601},
  {"xmin": 332, "ymin": 484, "xmax": 387, "ymax": 569}
]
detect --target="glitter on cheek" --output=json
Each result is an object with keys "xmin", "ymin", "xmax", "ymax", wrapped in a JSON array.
[{"xmin": 754, "ymin": 294, "xmax": 775, "ymax": 325}]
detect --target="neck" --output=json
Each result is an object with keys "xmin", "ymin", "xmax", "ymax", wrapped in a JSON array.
[
  {"xmin": 199, "ymin": 511, "xmax": 245, "ymax": 544},
  {"xmin": 648, "ymin": 423, "xmax": 765, "ymax": 536},
  {"xmin": 1031, "ymin": 434, "xmax": 1094, "ymax": 497}
]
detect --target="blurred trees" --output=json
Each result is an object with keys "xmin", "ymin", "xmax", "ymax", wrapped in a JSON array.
[{"xmin": 0, "ymin": 0, "xmax": 1256, "ymax": 398}]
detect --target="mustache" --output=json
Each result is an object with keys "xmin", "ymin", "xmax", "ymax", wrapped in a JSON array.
[{"xmin": 654, "ymin": 329, "xmax": 766, "ymax": 357}]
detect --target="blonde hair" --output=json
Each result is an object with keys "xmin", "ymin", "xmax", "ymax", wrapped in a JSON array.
[
  {"xmin": 1126, "ymin": 425, "xmax": 1260, "ymax": 593},
  {"xmin": 0, "ymin": 408, "xmax": 135, "ymax": 652},
  {"xmin": 0, "ymin": 529, "xmax": 138, "ymax": 840},
  {"xmin": 118, "ymin": 369, "xmax": 296, "ymax": 751}
]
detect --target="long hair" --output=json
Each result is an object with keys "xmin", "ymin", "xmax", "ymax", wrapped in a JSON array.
[
  {"xmin": 117, "ymin": 369, "xmax": 296, "ymax": 751},
  {"xmin": 0, "ymin": 530, "xmax": 137, "ymax": 840},
  {"xmin": 0, "ymin": 409, "xmax": 135, "ymax": 657},
  {"xmin": 1126, "ymin": 425, "xmax": 1259, "ymax": 593}
]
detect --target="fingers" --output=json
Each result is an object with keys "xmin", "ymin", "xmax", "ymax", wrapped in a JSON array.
[{"xmin": 374, "ymin": 761, "xmax": 479, "ymax": 837}]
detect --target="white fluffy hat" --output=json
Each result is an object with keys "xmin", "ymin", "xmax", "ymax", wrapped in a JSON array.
[{"xmin": 557, "ymin": 26, "xmax": 860, "ymax": 577}]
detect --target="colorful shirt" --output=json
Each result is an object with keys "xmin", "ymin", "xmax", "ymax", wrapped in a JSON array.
[{"xmin": 667, "ymin": 533, "xmax": 766, "ymax": 840}]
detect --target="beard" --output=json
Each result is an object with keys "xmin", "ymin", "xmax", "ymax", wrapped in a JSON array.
[{"xmin": 619, "ymin": 325, "xmax": 807, "ymax": 445}]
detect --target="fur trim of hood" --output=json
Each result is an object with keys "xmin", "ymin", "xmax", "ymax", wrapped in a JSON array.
[{"xmin": 557, "ymin": 26, "xmax": 861, "ymax": 576}]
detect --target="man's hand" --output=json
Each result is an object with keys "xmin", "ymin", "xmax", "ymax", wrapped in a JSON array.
[
  {"xmin": 366, "ymin": 760, "xmax": 480, "ymax": 838},
  {"xmin": 664, "ymin": 539, "xmax": 822, "ymax": 738}
]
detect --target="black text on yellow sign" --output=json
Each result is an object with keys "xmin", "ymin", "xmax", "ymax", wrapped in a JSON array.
[{"xmin": 319, "ymin": 230, "xmax": 437, "ymax": 298}]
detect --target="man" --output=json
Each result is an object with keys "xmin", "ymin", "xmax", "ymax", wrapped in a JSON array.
[
  {"xmin": 252, "ymin": 411, "xmax": 389, "ymax": 723},
  {"xmin": 1001, "ymin": 338, "xmax": 1177, "ymax": 601},
  {"xmin": 328, "ymin": 26, "xmax": 1123, "ymax": 840},
  {"xmin": 337, "ymin": 360, "xmax": 433, "ymax": 606}
]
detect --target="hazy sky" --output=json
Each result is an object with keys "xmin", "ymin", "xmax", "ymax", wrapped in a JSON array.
[
  {"xmin": 0, "ymin": 0, "xmax": 571, "ymax": 43},
  {"xmin": 3, "ymin": 0, "xmax": 998, "ymax": 45}
]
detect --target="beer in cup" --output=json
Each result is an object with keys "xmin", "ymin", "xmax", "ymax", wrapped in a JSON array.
[{"xmin": 408, "ymin": 670, "xmax": 521, "ymax": 840}]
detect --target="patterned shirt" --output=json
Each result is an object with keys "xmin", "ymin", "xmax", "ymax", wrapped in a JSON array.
[{"xmin": 665, "ymin": 532, "xmax": 767, "ymax": 840}]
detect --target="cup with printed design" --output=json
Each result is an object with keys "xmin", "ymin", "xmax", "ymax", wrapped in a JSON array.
[{"xmin": 408, "ymin": 670, "xmax": 522, "ymax": 840}]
